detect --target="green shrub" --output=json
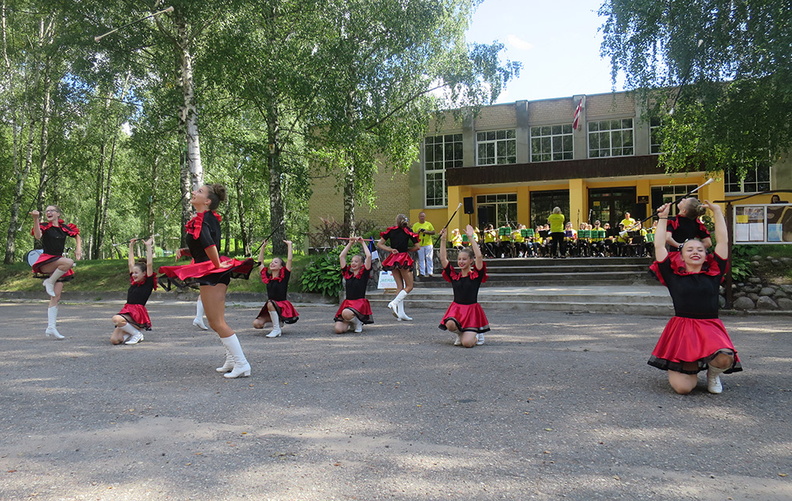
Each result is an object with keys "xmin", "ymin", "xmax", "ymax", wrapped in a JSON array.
[
  {"xmin": 299, "ymin": 246, "xmax": 344, "ymax": 298},
  {"xmin": 730, "ymin": 245, "xmax": 755, "ymax": 282}
]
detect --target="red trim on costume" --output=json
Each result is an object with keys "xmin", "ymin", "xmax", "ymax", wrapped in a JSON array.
[
  {"xmin": 443, "ymin": 262, "xmax": 488, "ymax": 284},
  {"xmin": 341, "ymin": 265, "xmax": 368, "ymax": 280},
  {"xmin": 129, "ymin": 272, "xmax": 158, "ymax": 291},
  {"xmin": 33, "ymin": 220, "xmax": 80, "ymax": 237},
  {"xmin": 379, "ymin": 225, "xmax": 420, "ymax": 240},
  {"xmin": 184, "ymin": 211, "xmax": 222, "ymax": 239},
  {"xmin": 261, "ymin": 266, "xmax": 287, "ymax": 284},
  {"xmin": 650, "ymin": 252, "xmax": 724, "ymax": 287}
]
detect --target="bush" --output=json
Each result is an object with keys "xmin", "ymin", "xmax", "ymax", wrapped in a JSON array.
[
  {"xmin": 300, "ymin": 245, "xmax": 344, "ymax": 298},
  {"xmin": 730, "ymin": 245, "xmax": 755, "ymax": 282}
]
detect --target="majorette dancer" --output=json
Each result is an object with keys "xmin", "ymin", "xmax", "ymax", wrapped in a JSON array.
[
  {"xmin": 377, "ymin": 214, "xmax": 420, "ymax": 321},
  {"xmin": 110, "ymin": 237, "xmax": 156, "ymax": 345},
  {"xmin": 333, "ymin": 236, "xmax": 373, "ymax": 334},
  {"xmin": 253, "ymin": 240, "xmax": 299, "ymax": 338}
]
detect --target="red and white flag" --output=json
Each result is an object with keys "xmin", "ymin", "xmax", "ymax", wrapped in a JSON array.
[{"xmin": 572, "ymin": 96, "xmax": 586, "ymax": 130}]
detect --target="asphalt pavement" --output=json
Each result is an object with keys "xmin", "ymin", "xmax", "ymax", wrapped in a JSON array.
[{"xmin": 0, "ymin": 297, "xmax": 790, "ymax": 501}]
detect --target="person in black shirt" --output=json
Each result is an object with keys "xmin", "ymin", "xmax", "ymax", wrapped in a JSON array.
[
  {"xmin": 159, "ymin": 184, "xmax": 255, "ymax": 379},
  {"xmin": 334, "ymin": 237, "xmax": 374, "ymax": 334},
  {"xmin": 649, "ymin": 200, "xmax": 741, "ymax": 394},
  {"xmin": 665, "ymin": 197, "xmax": 712, "ymax": 251},
  {"xmin": 253, "ymin": 240, "xmax": 299, "ymax": 338},
  {"xmin": 377, "ymin": 214, "xmax": 420, "ymax": 321},
  {"xmin": 30, "ymin": 205, "xmax": 83, "ymax": 339},
  {"xmin": 438, "ymin": 225, "xmax": 490, "ymax": 348},
  {"xmin": 111, "ymin": 237, "xmax": 155, "ymax": 345}
]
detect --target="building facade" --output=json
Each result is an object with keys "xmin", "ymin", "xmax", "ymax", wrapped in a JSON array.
[{"xmin": 309, "ymin": 90, "xmax": 791, "ymax": 235}]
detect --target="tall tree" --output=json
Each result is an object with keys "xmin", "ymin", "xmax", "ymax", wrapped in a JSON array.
[{"xmin": 600, "ymin": 0, "xmax": 792, "ymax": 176}]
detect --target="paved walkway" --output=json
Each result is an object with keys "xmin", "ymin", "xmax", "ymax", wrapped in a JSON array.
[{"xmin": 0, "ymin": 298, "xmax": 790, "ymax": 500}]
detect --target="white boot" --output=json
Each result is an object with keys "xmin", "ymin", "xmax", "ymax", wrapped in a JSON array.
[
  {"xmin": 221, "ymin": 335, "xmax": 250, "ymax": 378},
  {"xmin": 353, "ymin": 316, "xmax": 364, "ymax": 333},
  {"xmin": 43, "ymin": 268, "xmax": 66, "ymax": 297},
  {"xmin": 45, "ymin": 306, "xmax": 64, "ymax": 339},
  {"xmin": 707, "ymin": 365, "xmax": 727, "ymax": 394},
  {"xmin": 193, "ymin": 297, "xmax": 208, "ymax": 330},
  {"xmin": 396, "ymin": 291, "xmax": 412, "ymax": 321},
  {"xmin": 216, "ymin": 348, "xmax": 234, "ymax": 373},
  {"xmin": 121, "ymin": 322, "xmax": 144, "ymax": 345},
  {"xmin": 476, "ymin": 332, "xmax": 485, "ymax": 346},
  {"xmin": 388, "ymin": 290, "xmax": 407, "ymax": 320},
  {"xmin": 266, "ymin": 309, "xmax": 282, "ymax": 338}
]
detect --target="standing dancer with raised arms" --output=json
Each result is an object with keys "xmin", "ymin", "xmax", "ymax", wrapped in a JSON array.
[
  {"xmin": 648, "ymin": 200, "xmax": 742, "ymax": 394},
  {"xmin": 111, "ymin": 237, "xmax": 156, "ymax": 345},
  {"xmin": 159, "ymin": 184, "xmax": 255, "ymax": 378},
  {"xmin": 253, "ymin": 239, "xmax": 299, "ymax": 338},
  {"xmin": 377, "ymin": 214, "xmax": 420, "ymax": 321},
  {"xmin": 437, "ymin": 225, "xmax": 490, "ymax": 347},
  {"xmin": 30, "ymin": 205, "xmax": 82, "ymax": 339},
  {"xmin": 334, "ymin": 237, "xmax": 374, "ymax": 334}
]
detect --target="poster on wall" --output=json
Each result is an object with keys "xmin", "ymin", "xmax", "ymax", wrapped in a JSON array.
[{"xmin": 734, "ymin": 204, "xmax": 792, "ymax": 244}]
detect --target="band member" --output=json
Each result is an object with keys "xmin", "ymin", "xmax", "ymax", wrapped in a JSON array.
[
  {"xmin": 412, "ymin": 212, "xmax": 436, "ymax": 277},
  {"xmin": 159, "ymin": 184, "xmax": 255, "ymax": 378},
  {"xmin": 377, "ymin": 214, "xmax": 420, "ymax": 321},
  {"xmin": 438, "ymin": 225, "xmax": 490, "ymax": 347},
  {"xmin": 648, "ymin": 201, "xmax": 742, "ymax": 394},
  {"xmin": 30, "ymin": 205, "xmax": 82, "ymax": 339},
  {"xmin": 333, "ymin": 237, "xmax": 373, "ymax": 334},
  {"xmin": 111, "ymin": 238, "xmax": 156, "ymax": 345},
  {"xmin": 253, "ymin": 240, "xmax": 299, "ymax": 338}
]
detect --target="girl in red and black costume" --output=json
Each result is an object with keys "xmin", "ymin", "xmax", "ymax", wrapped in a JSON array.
[
  {"xmin": 665, "ymin": 197, "xmax": 712, "ymax": 252},
  {"xmin": 253, "ymin": 240, "xmax": 299, "ymax": 338},
  {"xmin": 649, "ymin": 200, "xmax": 742, "ymax": 394},
  {"xmin": 377, "ymin": 214, "xmax": 420, "ymax": 321},
  {"xmin": 438, "ymin": 224, "xmax": 490, "ymax": 348},
  {"xmin": 30, "ymin": 205, "xmax": 83, "ymax": 340},
  {"xmin": 159, "ymin": 184, "xmax": 255, "ymax": 379},
  {"xmin": 111, "ymin": 237, "xmax": 156, "ymax": 345},
  {"xmin": 333, "ymin": 236, "xmax": 373, "ymax": 334}
]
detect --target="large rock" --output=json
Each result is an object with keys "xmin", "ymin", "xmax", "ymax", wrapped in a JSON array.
[
  {"xmin": 756, "ymin": 296, "xmax": 779, "ymax": 310},
  {"xmin": 776, "ymin": 297, "xmax": 792, "ymax": 310},
  {"xmin": 748, "ymin": 293, "xmax": 760, "ymax": 302},
  {"xmin": 759, "ymin": 287, "xmax": 777, "ymax": 297},
  {"xmin": 732, "ymin": 296, "xmax": 755, "ymax": 310}
]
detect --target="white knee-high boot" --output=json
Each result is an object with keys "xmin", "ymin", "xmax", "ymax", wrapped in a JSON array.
[
  {"xmin": 216, "ymin": 347, "xmax": 234, "ymax": 373},
  {"xmin": 121, "ymin": 322, "xmax": 144, "ymax": 345},
  {"xmin": 388, "ymin": 290, "xmax": 407, "ymax": 319},
  {"xmin": 43, "ymin": 269, "xmax": 66, "ymax": 297},
  {"xmin": 45, "ymin": 306, "xmax": 64, "ymax": 339},
  {"xmin": 266, "ymin": 309, "xmax": 282, "ymax": 338},
  {"xmin": 396, "ymin": 291, "xmax": 412, "ymax": 321},
  {"xmin": 221, "ymin": 335, "xmax": 250, "ymax": 378},
  {"xmin": 193, "ymin": 298, "xmax": 208, "ymax": 330},
  {"xmin": 707, "ymin": 365, "xmax": 727, "ymax": 394}
]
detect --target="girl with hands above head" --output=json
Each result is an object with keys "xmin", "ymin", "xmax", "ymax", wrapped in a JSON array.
[
  {"xmin": 111, "ymin": 237, "xmax": 156, "ymax": 345},
  {"xmin": 334, "ymin": 237, "xmax": 374, "ymax": 334},
  {"xmin": 438, "ymin": 225, "xmax": 490, "ymax": 348},
  {"xmin": 648, "ymin": 201, "xmax": 742, "ymax": 394},
  {"xmin": 253, "ymin": 240, "xmax": 299, "ymax": 338},
  {"xmin": 377, "ymin": 214, "xmax": 420, "ymax": 321},
  {"xmin": 30, "ymin": 205, "xmax": 82, "ymax": 340}
]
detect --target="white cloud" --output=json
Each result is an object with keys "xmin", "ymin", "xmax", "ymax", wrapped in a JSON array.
[{"xmin": 506, "ymin": 35, "xmax": 534, "ymax": 51}]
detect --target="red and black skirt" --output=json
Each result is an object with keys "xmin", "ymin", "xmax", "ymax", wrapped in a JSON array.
[
  {"xmin": 118, "ymin": 303, "xmax": 152, "ymax": 330},
  {"xmin": 32, "ymin": 253, "xmax": 74, "ymax": 282},
  {"xmin": 381, "ymin": 251, "xmax": 414, "ymax": 271},
  {"xmin": 439, "ymin": 302, "xmax": 490, "ymax": 333},
  {"xmin": 256, "ymin": 299, "xmax": 299, "ymax": 324},
  {"xmin": 159, "ymin": 258, "xmax": 255, "ymax": 289},
  {"xmin": 648, "ymin": 316, "xmax": 742, "ymax": 374},
  {"xmin": 334, "ymin": 298, "xmax": 374, "ymax": 324}
]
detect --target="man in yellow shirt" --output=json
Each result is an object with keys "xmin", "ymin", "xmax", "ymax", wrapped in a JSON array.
[{"xmin": 412, "ymin": 211, "xmax": 436, "ymax": 277}]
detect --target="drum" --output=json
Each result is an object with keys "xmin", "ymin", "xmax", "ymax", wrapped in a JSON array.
[{"xmin": 25, "ymin": 249, "xmax": 43, "ymax": 267}]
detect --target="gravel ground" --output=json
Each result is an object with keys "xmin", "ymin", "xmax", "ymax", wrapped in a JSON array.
[{"xmin": 0, "ymin": 298, "xmax": 789, "ymax": 501}]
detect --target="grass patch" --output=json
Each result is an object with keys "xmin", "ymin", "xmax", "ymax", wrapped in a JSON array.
[{"xmin": 0, "ymin": 254, "xmax": 316, "ymax": 293}]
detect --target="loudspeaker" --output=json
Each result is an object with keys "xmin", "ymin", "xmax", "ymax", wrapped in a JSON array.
[
  {"xmin": 463, "ymin": 197, "xmax": 474, "ymax": 214},
  {"xmin": 632, "ymin": 203, "xmax": 646, "ymax": 221}
]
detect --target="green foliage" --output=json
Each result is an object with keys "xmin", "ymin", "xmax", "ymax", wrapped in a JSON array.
[
  {"xmin": 299, "ymin": 246, "xmax": 344, "ymax": 299},
  {"xmin": 729, "ymin": 245, "xmax": 755, "ymax": 282}
]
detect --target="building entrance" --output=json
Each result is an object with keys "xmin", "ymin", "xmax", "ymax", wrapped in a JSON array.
[{"xmin": 589, "ymin": 187, "xmax": 637, "ymax": 227}]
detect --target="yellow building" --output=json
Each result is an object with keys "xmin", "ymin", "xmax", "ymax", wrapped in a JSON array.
[{"xmin": 309, "ymin": 90, "xmax": 792, "ymax": 234}]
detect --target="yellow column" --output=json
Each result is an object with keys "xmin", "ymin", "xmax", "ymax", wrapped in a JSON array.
[
  {"xmin": 568, "ymin": 178, "xmax": 585, "ymax": 227},
  {"xmin": 446, "ymin": 186, "xmax": 464, "ymax": 231},
  {"xmin": 517, "ymin": 186, "xmax": 530, "ymax": 226}
]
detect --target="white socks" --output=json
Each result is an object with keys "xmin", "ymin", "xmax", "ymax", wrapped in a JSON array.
[
  {"xmin": 45, "ymin": 306, "xmax": 64, "ymax": 339},
  {"xmin": 43, "ymin": 268, "xmax": 66, "ymax": 297},
  {"xmin": 220, "ymin": 335, "xmax": 250, "ymax": 378},
  {"xmin": 266, "ymin": 309, "xmax": 282, "ymax": 338},
  {"xmin": 353, "ymin": 316, "xmax": 363, "ymax": 333}
]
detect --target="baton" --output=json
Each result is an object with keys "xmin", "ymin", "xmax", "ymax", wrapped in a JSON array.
[{"xmin": 434, "ymin": 202, "xmax": 463, "ymax": 245}]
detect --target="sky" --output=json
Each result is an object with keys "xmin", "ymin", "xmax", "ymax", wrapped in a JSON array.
[{"xmin": 465, "ymin": 0, "xmax": 621, "ymax": 104}]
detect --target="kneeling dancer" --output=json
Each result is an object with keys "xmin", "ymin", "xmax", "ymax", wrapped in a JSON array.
[
  {"xmin": 334, "ymin": 237, "xmax": 373, "ymax": 334},
  {"xmin": 111, "ymin": 237, "xmax": 156, "ymax": 345},
  {"xmin": 253, "ymin": 239, "xmax": 299, "ymax": 338}
]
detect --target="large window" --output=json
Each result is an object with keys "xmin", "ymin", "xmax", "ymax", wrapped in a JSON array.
[
  {"xmin": 530, "ymin": 124, "xmax": 573, "ymax": 162},
  {"xmin": 476, "ymin": 193, "xmax": 517, "ymax": 228},
  {"xmin": 476, "ymin": 129, "xmax": 516, "ymax": 165},
  {"xmin": 423, "ymin": 134, "xmax": 463, "ymax": 207},
  {"xmin": 649, "ymin": 117, "xmax": 662, "ymax": 154},
  {"xmin": 588, "ymin": 119, "xmax": 634, "ymax": 157},
  {"xmin": 725, "ymin": 164, "xmax": 771, "ymax": 194}
]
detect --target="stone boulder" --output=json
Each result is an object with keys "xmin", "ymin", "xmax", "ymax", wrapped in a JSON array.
[
  {"xmin": 732, "ymin": 296, "xmax": 755, "ymax": 310},
  {"xmin": 756, "ymin": 296, "xmax": 779, "ymax": 310}
]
